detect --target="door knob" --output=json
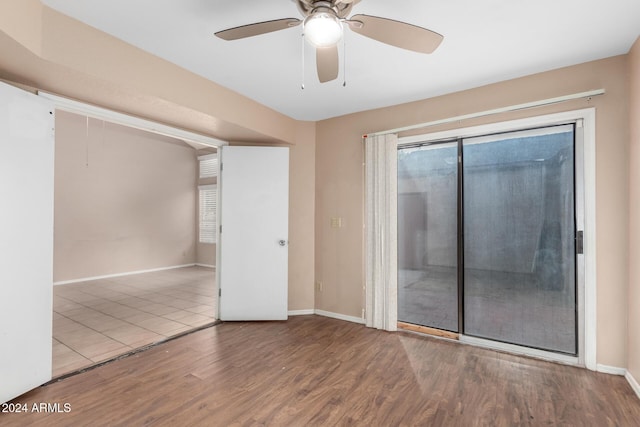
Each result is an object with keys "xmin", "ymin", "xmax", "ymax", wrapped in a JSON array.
[{"xmin": 278, "ymin": 240, "xmax": 287, "ymax": 246}]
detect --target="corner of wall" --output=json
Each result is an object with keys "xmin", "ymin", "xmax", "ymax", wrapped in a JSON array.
[
  {"xmin": 627, "ymin": 35, "xmax": 640, "ymax": 384},
  {"xmin": 0, "ymin": 0, "xmax": 43, "ymax": 56},
  {"xmin": 626, "ymin": 370, "xmax": 640, "ymax": 400},
  {"xmin": 287, "ymin": 120, "xmax": 317, "ymax": 312}
]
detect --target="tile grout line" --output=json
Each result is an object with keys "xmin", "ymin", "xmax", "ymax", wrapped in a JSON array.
[
  {"xmin": 52, "ymin": 312, "xmax": 104, "ymax": 370},
  {"xmin": 57, "ymin": 289, "xmax": 213, "ymax": 334},
  {"xmin": 53, "ymin": 267, "xmax": 217, "ymax": 375}
]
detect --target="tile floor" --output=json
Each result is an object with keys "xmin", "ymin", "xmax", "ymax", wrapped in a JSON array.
[{"xmin": 52, "ymin": 266, "xmax": 216, "ymax": 377}]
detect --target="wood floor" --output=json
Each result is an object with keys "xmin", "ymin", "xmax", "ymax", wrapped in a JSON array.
[{"xmin": 3, "ymin": 315, "xmax": 639, "ymax": 426}]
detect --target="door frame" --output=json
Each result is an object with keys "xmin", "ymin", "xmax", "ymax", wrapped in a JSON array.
[
  {"xmin": 398, "ymin": 108, "xmax": 596, "ymax": 370},
  {"xmin": 36, "ymin": 92, "xmax": 227, "ymax": 367}
]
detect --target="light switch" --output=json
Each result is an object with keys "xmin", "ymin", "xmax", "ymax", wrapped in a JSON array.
[{"xmin": 330, "ymin": 217, "xmax": 342, "ymax": 228}]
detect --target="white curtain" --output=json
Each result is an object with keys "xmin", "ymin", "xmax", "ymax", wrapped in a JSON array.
[{"xmin": 364, "ymin": 133, "xmax": 398, "ymax": 331}]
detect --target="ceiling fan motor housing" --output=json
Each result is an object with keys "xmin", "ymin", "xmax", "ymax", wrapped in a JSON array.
[{"xmin": 296, "ymin": 0, "xmax": 357, "ymax": 19}]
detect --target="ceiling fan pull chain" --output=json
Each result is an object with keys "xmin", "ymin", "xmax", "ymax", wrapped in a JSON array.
[
  {"xmin": 342, "ymin": 31, "xmax": 347, "ymax": 87},
  {"xmin": 301, "ymin": 30, "xmax": 305, "ymax": 90}
]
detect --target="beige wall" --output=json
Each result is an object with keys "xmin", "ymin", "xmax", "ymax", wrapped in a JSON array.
[
  {"xmin": 288, "ymin": 121, "xmax": 316, "ymax": 311},
  {"xmin": 628, "ymin": 36, "xmax": 640, "ymax": 380},
  {"xmin": 0, "ymin": 0, "xmax": 42, "ymax": 56},
  {"xmin": 54, "ymin": 111, "xmax": 197, "ymax": 281},
  {"xmin": 316, "ymin": 55, "xmax": 631, "ymax": 367},
  {"xmin": 196, "ymin": 242, "xmax": 216, "ymax": 267},
  {"xmin": 196, "ymin": 240, "xmax": 216, "ymax": 267}
]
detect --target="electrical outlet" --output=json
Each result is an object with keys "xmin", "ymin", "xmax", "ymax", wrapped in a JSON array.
[
  {"xmin": 330, "ymin": 217, "xmax": 342, "ymax": 228},
  {"xmin": 315, "ymin": 281, "xmax": 323, "ymax": 292}
]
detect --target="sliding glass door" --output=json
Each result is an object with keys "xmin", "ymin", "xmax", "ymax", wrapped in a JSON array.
[
  {"xmin": 398, "ymin": 124, "xmax": 578, "ymax": 355},
  {"xmin": 397, "ymin": 142, "xmax": 459, "ymax": 332},
  {"xmin": 463, "ymin": 125, "xmax": 576, "ymax": 354}
]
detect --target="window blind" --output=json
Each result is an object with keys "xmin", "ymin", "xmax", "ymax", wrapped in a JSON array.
[
  {"xmin": 199, "ymin": 154, "xmax": 218, "ymax": 178},
  {"xmin": 199, "ymin": 185, "xmax": 217, "ymax": 243}
]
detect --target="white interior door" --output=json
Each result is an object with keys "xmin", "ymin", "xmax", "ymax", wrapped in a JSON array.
[
  {"xmin": 219, "ymin": 146, "xmax": 289, "ymax": 320},
  {"xmin": 0, "ymin": 82, "xmax": 54, "ymax": 403}
]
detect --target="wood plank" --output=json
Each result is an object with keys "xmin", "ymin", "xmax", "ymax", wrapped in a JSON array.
[
  {"xmin": 398, "ymin": 321, "xmax": 460, "ymax": 340},
  {"xmin": 0, "ymin": 315, "xmax": 638, "ymax": 426}
]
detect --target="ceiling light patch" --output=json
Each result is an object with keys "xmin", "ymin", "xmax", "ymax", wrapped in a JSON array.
[{"xmin": 304, "ymin": 11, "xmax": 343, "ymax": 47}]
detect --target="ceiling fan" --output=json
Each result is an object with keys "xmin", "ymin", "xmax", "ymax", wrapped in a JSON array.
[{"xmin": 214, "ymin": 0, "xmax": 443, "ymax": 83}]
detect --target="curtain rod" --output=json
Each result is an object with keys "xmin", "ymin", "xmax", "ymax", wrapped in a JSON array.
[{"xmin": 363, "ymin": 88, "xmax": 605, "ymax": 138}]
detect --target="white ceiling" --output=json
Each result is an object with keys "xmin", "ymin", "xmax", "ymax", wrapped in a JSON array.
[{"xmin": 41, "ymin": 0, "xmax": 640, "ymax": 122}]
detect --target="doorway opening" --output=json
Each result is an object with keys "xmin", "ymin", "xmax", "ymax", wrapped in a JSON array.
[
  {"xmin": 51, "ymin": 110, "xmax": 219, "ymax": 377},
  {"xmin": 398, "ymin": 122, "xmax": 584, "ymax": 358}
]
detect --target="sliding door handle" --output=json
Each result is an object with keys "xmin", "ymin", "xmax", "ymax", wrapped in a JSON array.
[{"xmin": 576, "ymin": 230, "xmax": 584, "ymax": 254}]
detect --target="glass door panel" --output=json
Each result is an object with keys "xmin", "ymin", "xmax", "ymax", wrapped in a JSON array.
[
  {"xmin": 398, "ymin": 142, "xmax": 458, "ymax": 332},
  {"xmin": 462, "ymin": 125, "xmax": 576, "ymax": 354}
]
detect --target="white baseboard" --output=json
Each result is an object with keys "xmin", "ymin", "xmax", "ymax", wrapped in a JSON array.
[
  {"xmin": 596, "ymin": 364, "xmax": 627, "ymax": 376},
  {"xmin": 626, "ymin": 370, "xmax": 640, "ymax": 400},
  {"xmin": 53, "ymin": 264, "xmax": 197, "ymax": 286},
  {"xmin": 592, "ymin": 365, "xmax": 640, "ymax": 400},
  {"xmin": 195, "ymin": 263, "xmax": 216, "ymax": 269},
  {"xmin": 288, "ymin": 309, "xmax": 315, "ymax": 316},
  {"xmin": 314, "ymin": 309, "xmax": 365, "ymax": 325},
  {"xmin": 460, "ymin": 335, "xmax": 579, "ymax": 367}
]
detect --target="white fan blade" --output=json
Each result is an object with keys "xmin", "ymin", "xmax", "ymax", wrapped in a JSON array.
[
  {"xmin": 316, "ymin": 45, "xmax": 339, "ymax": 83},
  {"xmin": 349, "ymin": 14, "xmax": 443, "ymax": 54},
  {"xmin": 215, "ymin": 18, "xmax": 301, "ymax": 41}
]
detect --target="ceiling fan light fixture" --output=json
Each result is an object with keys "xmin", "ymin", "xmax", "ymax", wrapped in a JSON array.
[
  {"xmin": 215, "ymin": 0, "xmax": 444, "ymax": 84},
  {"xmin": 304, "ymin": 12, "xmax": 343, "ymax": 47}
]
